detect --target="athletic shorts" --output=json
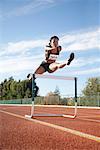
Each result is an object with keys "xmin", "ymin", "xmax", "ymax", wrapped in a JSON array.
[{"xmin": 40, "ymin": 61, "xmax": 52, "ymax": 73}]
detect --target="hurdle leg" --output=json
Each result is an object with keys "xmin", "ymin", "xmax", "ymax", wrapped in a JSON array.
[{"xmin": 25, "ymin": 75, "xmax": 35, "ymax": 118}]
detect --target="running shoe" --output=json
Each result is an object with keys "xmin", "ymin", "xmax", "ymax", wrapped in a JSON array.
[
  {"xmin": 27, "ymin": 73, "xmax": 36, "ymax": 80},
  {"xmin": 67, "ymin": 53, "xmax": 75, "ymax": 65}
]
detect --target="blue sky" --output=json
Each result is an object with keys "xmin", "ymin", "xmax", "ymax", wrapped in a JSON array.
[{"xmin": 0, "ymin": 0, "xmax": 100, "ymax": 96}]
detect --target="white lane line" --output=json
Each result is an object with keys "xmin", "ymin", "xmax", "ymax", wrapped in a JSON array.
[{"xmin": 0, "ymin": 110, "xmax": 100, "ymax": 143}]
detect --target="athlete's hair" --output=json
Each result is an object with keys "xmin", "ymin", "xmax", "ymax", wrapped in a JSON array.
[
  {"xmin": 48, "ymin": 36, "xmax": 59, "ymax": 47},
  {"xmin": 50, "ymin": 36, "xmax": 59, "ymax": 42}
]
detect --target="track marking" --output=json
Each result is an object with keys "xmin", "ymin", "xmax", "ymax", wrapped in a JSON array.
[
  {"xmin": 80, "ymin": 115, "xmax": 100, "ymax": 118},
  {"xmin": 0, "ymin": 110, "xmax": 100, "ymax": 143},
  {"xmin": 78, "ymin": 118, "xmax": 100, "ymax": 123}
]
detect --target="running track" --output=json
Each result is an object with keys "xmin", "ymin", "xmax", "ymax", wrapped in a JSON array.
[{"xmin": 0, "ymin": 105, "xmax": 100, "ymax": 150}]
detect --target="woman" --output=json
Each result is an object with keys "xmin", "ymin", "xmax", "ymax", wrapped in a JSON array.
[
  {"xmin": 27, "ymin": 35, "xmax": 74, "ymax": 80},
  {"xmin": 27, "ymin": 36, "xmax": 74, "ymax": 97}
]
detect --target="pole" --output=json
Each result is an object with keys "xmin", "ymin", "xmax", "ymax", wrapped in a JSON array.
[
  {"xmin": 75, "ymin": 77, "xmax": 77, "ymax": 116},
  {"xmin": 31, "ymin": 75, "xmax": 35, "ymax": 117}
]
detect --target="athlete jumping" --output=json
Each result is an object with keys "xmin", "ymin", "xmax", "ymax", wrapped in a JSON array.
[{"xmin": 27, "ymin": 36, "xmax": 74, "ymax": 96}]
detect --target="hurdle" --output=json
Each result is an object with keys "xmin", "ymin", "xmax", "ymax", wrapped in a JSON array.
[{"xmin": 25, "ymin": 74, "xmax": 77, "ymax": 119}]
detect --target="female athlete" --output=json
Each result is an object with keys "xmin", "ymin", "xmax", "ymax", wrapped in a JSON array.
[{"xmin": 27, "ymin": 36, "xmax": 74, "ymax": 96}]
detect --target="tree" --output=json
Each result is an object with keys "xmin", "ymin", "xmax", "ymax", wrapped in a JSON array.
[
  {"xmin": 25, "ymin": 88, "xmax": 31, "ymax": 98},
  {"xmin": 80, "ymin": 77, "xmax": 100, "ymax": 106},
  {"xmin": 44, "ymin": 91, "xmax": 60, "ymax": 105},
  {"xmin": 54, "ymin": 86, "xmax": 60, "ymax": 96},
  {"xmin": 0, "ymin": 77, "xmax": 32, "ymax": 100},
  {"xmin": 82, "ymin": 77, "xmax": 100, "ymax": 96},
  {"xmin": 0, "ymin": 84, "xmax": 3, "ymax": 100}
]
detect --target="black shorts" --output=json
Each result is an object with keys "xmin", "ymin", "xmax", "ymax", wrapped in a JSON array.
[{"xmin": 40, "ymin": 61, "xmax": 52, "ymax": 73}]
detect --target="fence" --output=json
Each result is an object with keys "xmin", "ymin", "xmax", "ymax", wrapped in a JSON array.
[
  {"xmin": 78, "ymin": 95, "xmax": 100, "ymax": 107},
  {"xmin": 0, "ymin": 94, "xmax": 100, "ymax": 107}
]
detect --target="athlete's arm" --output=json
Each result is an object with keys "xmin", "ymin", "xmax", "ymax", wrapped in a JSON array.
[
  {"xmin": 45, "ymin": 47, "xmax": 56, "ymax": 51},
  {"xmin": 45, "ymin": 46, "xmax": 62, "ymax": 51}
]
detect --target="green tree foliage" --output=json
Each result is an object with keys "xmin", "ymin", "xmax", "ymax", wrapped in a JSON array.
[
  {"xmin": 0, "ymin": 77, "xmax": 32, "ymax": 100},
  {"xmin": 82, "ymin": 77, "xmax": 100, "ymax": 96},
  {"xmin": 80, "ymin": 77, "xmax": 100, "ymax": 106}
]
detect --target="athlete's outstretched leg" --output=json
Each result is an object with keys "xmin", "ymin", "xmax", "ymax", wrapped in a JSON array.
[{"xmin": 49, "ymin": 53, "xmax": 75, "ymax": 71}]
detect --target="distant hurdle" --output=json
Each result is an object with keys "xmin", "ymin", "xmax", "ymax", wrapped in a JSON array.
[{"xmin": 25, "ymin": 74, "xmax": 77, "ymax": 119}]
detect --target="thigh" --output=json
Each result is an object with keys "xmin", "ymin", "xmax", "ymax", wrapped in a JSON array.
[
  {"xmin": 35, "ymin": 66, "xmax": 46, "ymax": 74},
  {"xmin": 49, "ymin": 62, "xmax": 60, "ymax": 69}
]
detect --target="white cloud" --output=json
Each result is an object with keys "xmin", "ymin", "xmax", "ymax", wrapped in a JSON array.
[
  {"xmin": 72, "ymin": 68, "xmax": 100, "ymax": 75},
  {"xmin": 58, "ymin": 56, "xmax": 100, "ymax": 69},
  {"xmin": 0, "ymin": 27, "xmax": 100, "ymax": 76},
  {"xmin": 1, "ymin": 27, "xmax": 99, "ymax": 57},
  {"xmin": 0, "ymin": 40, "xmax": 47, "ymax": 56},
  {"xmin": 0, "ymin": 55, "xmax": 43, "ymax": 73},
  {"xmin": 72, "ymin": 57, "xmax": 100, "ymax": 68},
  {"xmin": 60, "ymin": 28, "xmax": 100, "ymax": 51}
]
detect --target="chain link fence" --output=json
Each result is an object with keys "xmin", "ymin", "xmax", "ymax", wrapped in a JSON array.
[{"xmin": 0, "ymin": 94, "xmax": 100, "ymax": 107}]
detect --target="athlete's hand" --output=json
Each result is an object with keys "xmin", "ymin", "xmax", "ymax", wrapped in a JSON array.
[{"xmin": 57, "ymin": 46, "xmax": 62, "ymax": 51}]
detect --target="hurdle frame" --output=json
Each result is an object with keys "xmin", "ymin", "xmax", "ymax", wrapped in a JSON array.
[{"xmin": 25, "ymin": 74, "xmax": 77, "ymax": 119}]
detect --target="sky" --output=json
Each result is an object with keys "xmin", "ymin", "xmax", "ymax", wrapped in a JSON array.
[{"xmin": 0, "ymin": 0, "xmax": 100, "ymax": 97}]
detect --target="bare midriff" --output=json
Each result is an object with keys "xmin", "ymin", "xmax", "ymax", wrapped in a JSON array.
[{"xmin": 46, "ymin": 60, "xmax": 56, "ymax": 64}]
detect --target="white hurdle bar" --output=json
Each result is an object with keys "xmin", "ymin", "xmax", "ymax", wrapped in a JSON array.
[{"xmin": 25, "ymin": 74, "xmax": 77, "ymax": 119}]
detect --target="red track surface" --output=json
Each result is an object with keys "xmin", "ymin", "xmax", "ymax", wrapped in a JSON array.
[{"xmin": 0, "ymin": 105, "xmax": 100, "ymax": 150}]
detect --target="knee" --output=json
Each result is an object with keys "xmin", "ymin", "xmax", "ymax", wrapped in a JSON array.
[{"xmin": 48, "ymin": 66, "xmax": 58, "ymax": 73}]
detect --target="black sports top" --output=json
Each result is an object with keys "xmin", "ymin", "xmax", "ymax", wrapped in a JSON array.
[{"xmin": 45, "ymin": 46, "xmax": 61, "ymax": 61}]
